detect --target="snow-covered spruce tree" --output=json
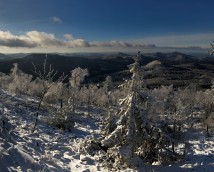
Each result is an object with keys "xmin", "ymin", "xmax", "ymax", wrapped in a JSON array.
[
  {"xmin": 103, "ymin": 76, "xmax": 113, "ymax": 107},
  {"xmin": 99, "ymin": 52, "xmax": 182, "ymax": 169}
]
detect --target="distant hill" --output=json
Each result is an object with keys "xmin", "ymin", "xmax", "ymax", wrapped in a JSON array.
[
  {"xmin": 0, "ymin": 53, "xmax": 28, "ymax": 60},
  {"xmin": 0, "ymin": 53, "xmax": 134, "ymax": 83},
  {"xmin": 7, "ymin": 53, "xmax": 29, "ymax": 59},
  {"xmin": 0, "ymin": 53, "xmax": 13, "ymax": 60},
  {"xmin": 0, "ymin": 52, "xmax": 213, "ymax": 89},
  {"xmin": 143, "ymin": 52, "xmax": 214, "ymax": 88}
]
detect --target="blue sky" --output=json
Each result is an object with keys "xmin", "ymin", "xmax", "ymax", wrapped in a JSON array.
[{"xmin": 0, "ymin": 0, "xmax": 213, "ymax": 53}]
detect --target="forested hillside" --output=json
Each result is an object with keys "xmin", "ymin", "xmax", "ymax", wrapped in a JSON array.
[{"xmin": 0, "ymin": 52, "xmax": 214, "ymax": 88}]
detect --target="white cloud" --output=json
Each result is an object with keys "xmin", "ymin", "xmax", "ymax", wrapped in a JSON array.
[
  {"xmin": 0, "ymin": 30, "xmax": 66, "ymax": 48},
  {"xmin": 0, "ymin": 31, "xmax": 37, "ymax": 48},
  {"xmin": 64, "ymin": 34, "xmax": 74, "ymax": 40},
  {"xmin": 91, "ymin": 40, "xmax": 156, "ymax": 48},
  {"xmin": 68, "ymin": 39, "xmax": 90, "ymax": 48},
  {"xmin": 26, "ymin": 31, "xmax": 64, "ymax": 47},
  {"xmin": 0, "ymin": 30, "xmax": 210, "ymax": 54},
  {"xmin": 51, "ymin": 16, "xmax": 62, "ymax": 23},
  {"xmin": 0, "ymin": 30, "xmax": 157, "ymax": 49}
]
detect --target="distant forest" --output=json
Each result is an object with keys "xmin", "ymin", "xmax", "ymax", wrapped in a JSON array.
[{"xmin": 0, "ymin": 52, "xmax": 213, "ymax": 89}]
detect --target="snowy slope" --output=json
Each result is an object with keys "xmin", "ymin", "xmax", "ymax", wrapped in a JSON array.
[
  {"xmin": 0, "ymin": 89, "xmax": 214, "ymax": 172},
  {"xmin": 0, "ymin": 90, "xmax": 105, "ymax": 172}
]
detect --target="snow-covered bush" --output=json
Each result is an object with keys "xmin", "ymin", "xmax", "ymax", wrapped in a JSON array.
[
  {"xmin": 80, "ymin": 84, "xmax": 98, "ymax": 116},
  {"xmin": 47, "ymin": 104, "xmax": 75, "ymax": 131},
  {"xmin": 43, "ymin": 81, "xmax": 68, "ymax": 106},
  {"xmin": 27, "ymin": 78, "xmax": 44, "ymax": 97},
  {"xmin": 195, "ymin": 85, "xmax": 214, "ymax": 135},
  {"xmin": 72, "ymin": 136, "xmax": 102, "ymax": 156},
  {"xmin": 148, "ymin": 85, "xmax": 174, "ymax": 122},
  {"xmin": 91, "ymin": 86, "xmax": 109, "ymax": 107},
  {"xmin": 69, "ymin": 67, "xmax": 89, "ymax": 112},
  {"xmin": 0, "ymin": 64, "xmax": 33, "ymax": 95},
  {"xmin": 0, "ymin": 72, "xmax": 11, "ymax": 89},
  {"xmin": 0, "ymin": 111, "xmax": 11, "ymax": 132},
  {"xmin": 102, "ymin": 76, "xmax": 113, "ymax": 107}
]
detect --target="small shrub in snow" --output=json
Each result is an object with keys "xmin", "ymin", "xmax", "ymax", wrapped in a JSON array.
[
  {"xmin": 100, "ymin": 112, "xmax": 117, "ymax": 135},
  {"xmin": 72, "ymin": 136, "xmax": 102, "ymax": 155},
  {"xmin": 48, "ymin": 105, "xmax": 75, "ymax": 131},
  {"xmin": 0, "ymin": 113, "xmax": 12, "ymax": 132},
  {"xmin": 80, "ymin": 84, "xmax": 98, "ymax": 116}
]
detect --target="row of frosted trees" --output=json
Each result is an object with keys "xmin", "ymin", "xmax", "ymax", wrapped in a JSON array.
[
  {"xmin": 0, "ymin": 58, "xmax": 124, "ymax": 131},
  {"xmin": 0, "ymin": 63, "xmax": 119, "ymax": 109}
]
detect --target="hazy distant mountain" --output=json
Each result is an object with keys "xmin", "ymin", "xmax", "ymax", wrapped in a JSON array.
[
  {"xmin": 103, "ymin": 52, "xmax": 131, "ymax": 59},
  {"xmin": 0, "ymin": 53, "xmax": 12, "ymax": 59},
  {"xmin": 0, "ymin": 52, "xmax": 213, "ymax": 89},
  {"xmin": 0, "ymin": 53, "xmax": 29, "ymax": 60},
  {"xmin": 0, "ymin": 53, "xmax": 134, "ymax": 83},
  {"xmin": 8, "ymin": 53, "xmax": 29, "ymax": 59}
]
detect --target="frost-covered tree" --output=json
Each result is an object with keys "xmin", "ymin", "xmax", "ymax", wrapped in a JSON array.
[
  {"xmin": 0, "ymin": 63, "xmax": 33, "ymax": 94},
  {"xmin": 98, "ymin": 52, "xmax": 182, "ymax": 169},
  {"xmin": 43, "ymin": 76, "xmax": 68, "ymax": 108},
  {"xmin": 0, "ymin": 72, "xmax": 12, "ymax": 89},
  {"xmin": 31, "ymin": 56, "xmax": 66, "ymax": 132},
  {"xmin": 103, "ymin": 76, "xmax": 113, "ymax": 107},
  {"xmin": 70, "ymin": 67, "xmax": 89, "ymax": 88},
  {"xmin": 100, "ymin": 52, "xmax": 149, "ymax": 167},
  {"xmin": 55, "ymin": 81, "xmax": 68, "ymax": 109},
  {"xmin": 151, "ymin": 86, "xmax": 198, "ymax": 153},
  {"xmin": 69, "ymin": 67, "xmax": 89, "ymax": 111},
  {"xmin": 148, "ymin": 85, "xmax": 173, "ymax": 122},
  {"xmin": 103, "ymin": 76, "xmax": 113, "ymax": 91},
  {"xmin": 28, "ymin": 78, "xmax": 44, "ymax": 97},
  {"xmin": 173, "ymin": 87, "xmax": 197, "ymax": 129},
  {"xmin": 196, "ymin": 85, "xmax": 214, "ymax": 136},
  {"xmin": 80, "ymin": 84, "xmax": 98, "ymax": 116}
]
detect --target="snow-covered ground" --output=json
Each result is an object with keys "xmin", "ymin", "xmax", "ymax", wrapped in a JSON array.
[
  {"xmin": 0, "ymin": 90, "xmax": 105, "ymax": 172},
  {"xmin": 0, "ymin": 89, "xmax": 214, "ymax": 172}
]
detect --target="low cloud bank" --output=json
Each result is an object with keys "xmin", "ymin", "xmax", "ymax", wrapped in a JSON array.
[{"xmin": 0, "ymin": 30, "xmax": 156, "ymax": 49}]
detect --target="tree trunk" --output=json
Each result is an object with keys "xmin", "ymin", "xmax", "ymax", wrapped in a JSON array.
[
  {"xmin": 172, "ymin": 120, "xmax": 176, "ymax": 153},
  {"xmin": 71, "ymin": 94, "xmax": 75, "ymax": 112},
  {"xmin": 206, "ymin": 125, "xmax": 209, "ymax": 135},
  {"xmin": 31, "ymin": 92, "xmax": 45, "ymax": 133},
  {"xmin": 87, "ymin": 96, "xmax": 90, "ymax": 117},
  {"xmin": 60, "ymin": 98, "xmax": 63, "ymax": 109}
]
